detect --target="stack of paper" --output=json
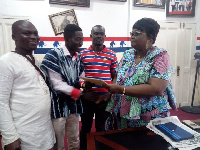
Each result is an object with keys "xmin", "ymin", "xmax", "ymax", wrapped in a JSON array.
[
  {"xmin": 146, "ymin": 116, "xmax": 200, "ymax": 150},
  {"xmin": 182, "ymin": 119, "xmax": 200, "ymax": 130}
]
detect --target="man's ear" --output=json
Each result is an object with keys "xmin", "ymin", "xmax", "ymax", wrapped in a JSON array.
[
  {"xmin": 65, "ymin": 37, "xmax": 70, "ymax": 48},
  {"xmin": 65, "ymin": 37, "xmax": 69, "ymax": 42},
  {"xmin": 90, "ymin": 34, "xmax": 92, "ymax": 39},
  {"xmin": 12, "ymin": 34, "xmax": 16, "ymax": 41}
]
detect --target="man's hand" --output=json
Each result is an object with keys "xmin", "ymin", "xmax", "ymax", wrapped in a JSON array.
[
  {"xmin": 4, "ymin": 139, "xmax": 21, "ymax": 150},
  {"xmin": 95, "ymin": 93, "xmax": 112, "ymax": 104},
  {"xmin": 83, "ymin": 81, "xmax": 95, "ymax": 89},
  {"xmin": 81, "ymin": 90, "xmax": 99, "ymax": 102}
]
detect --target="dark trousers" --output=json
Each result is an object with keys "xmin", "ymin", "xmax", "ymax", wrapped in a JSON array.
[{"xmin": 80, "ymin": 99, "xmax": 109, "ymax": 150}]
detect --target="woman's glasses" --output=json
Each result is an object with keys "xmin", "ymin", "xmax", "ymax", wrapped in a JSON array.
[{"xmin": 130, "ymin": 31, "xmax": 144, "ymax": 37}]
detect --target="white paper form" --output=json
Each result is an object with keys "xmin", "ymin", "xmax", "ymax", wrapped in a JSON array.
[{"xmin": 146, "ymin": 116, "xmax": 200, "ymax": 150}]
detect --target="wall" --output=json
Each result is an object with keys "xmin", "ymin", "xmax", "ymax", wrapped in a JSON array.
[
  {"xmin": 1, "ymin": 0, "xmax": 199, "ymax": 63},
  {"xmin": 0, "ymin": 0, "xmax": 129, "ymax": 37},
  {"xmin": 0, "ymin": 0, "xmax": 199, "ymax": 43}
]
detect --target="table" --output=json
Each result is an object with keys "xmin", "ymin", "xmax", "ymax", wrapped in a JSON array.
[{"xmin": 87, "ymin": 127, "xmax": 176, "ymax": 150}]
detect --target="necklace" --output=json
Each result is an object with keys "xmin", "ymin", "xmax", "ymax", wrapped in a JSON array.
[
  {"xmin": 135, "ymin": 46, "xmax": 153, "ymax": 59},
  {"xmin": 26, "ymin": 55, "xmax": 35, "ymax": 62},
  {"xmin": 14, "ymin": 50, "xmax": 35, "ymax": 64},
  {"xmin": 127, "ymin": 47, "xmax": 152, "ymax": 77}
]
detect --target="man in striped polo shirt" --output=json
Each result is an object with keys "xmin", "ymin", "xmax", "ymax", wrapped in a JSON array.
[{"xmin": 80, "ymin": 25, "xmax": 118, "ymax": 150}]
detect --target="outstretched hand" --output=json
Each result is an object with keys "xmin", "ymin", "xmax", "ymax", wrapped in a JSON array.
[
  {"xmin": 105, "ymin": 84, "xmax": 123, "ymax": 94},
  {"xmin": 4, "ymin": 139, "xmax": 21, "ymax": 150}
]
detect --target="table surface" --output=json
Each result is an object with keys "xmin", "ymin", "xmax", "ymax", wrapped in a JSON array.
[
  {"xmin": 87, "ymin": 126, "xmax": 200, "ymax": 150},
  {"xmin": 87, "ymin": 127, "xmax": 176, "ymax": 150}
]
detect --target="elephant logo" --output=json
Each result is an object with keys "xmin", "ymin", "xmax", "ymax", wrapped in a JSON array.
[
  {"xmin": 120, "ymin": 41, "xmax": 126, "ymax": 47},
  {"xmin": 38, "ymin": 41, "xmax": 46, "ymax": 48},
  {"xmin": 110, "ymin": 41, "xmax": 115, "ymax": 48},
  {"xmin": 53, "ymin": 41, "xmax": 61, "ymax": 48}
]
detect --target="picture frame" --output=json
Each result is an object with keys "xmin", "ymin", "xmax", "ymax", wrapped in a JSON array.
[
  {"xmin": 49, "ymin": 0, "xmax": 90, "ymax": 8},
  {"xmin": 108, "ymin": 0, "xmax": 127, "ymax": 1},
  {"xmin": 49, "ymin": 9, "xmax": 79, "ymax": 36},
  {"xmin": 133, "ymin": 0, "xmax": 165, "ymax": 9},
  {"xmin": 166, "ymin": 0, "xmax": 196, "ymax": 17}
]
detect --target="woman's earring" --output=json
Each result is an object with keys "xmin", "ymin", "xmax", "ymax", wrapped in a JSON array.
[{"xmin": 146, "ymin": 40, "xmax": 149, "ymax": 50}]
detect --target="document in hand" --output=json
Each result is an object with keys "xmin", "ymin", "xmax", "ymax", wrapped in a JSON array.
[
  {"xmin": 79, "ymin": 77, "xmax": 108, "ymax": 87},
  {"xmin": 155, "ymin": 122, "xmax": 194, "ymax": 142}
]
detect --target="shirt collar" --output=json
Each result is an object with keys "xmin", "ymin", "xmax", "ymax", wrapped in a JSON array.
[
  {"xmin": 62, "ymin": 46, "xmax": 78, "ymax": 58},
  {"xmin": 88, "ymin": 45, "xmax": 106, "ymax": 52}
]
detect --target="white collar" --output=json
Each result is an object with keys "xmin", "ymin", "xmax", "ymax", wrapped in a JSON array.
[{"xmin": 62, "ymin": 46, "xmax": 71, "ymax": 56}]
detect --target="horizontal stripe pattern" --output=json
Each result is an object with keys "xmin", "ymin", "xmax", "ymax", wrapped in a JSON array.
[
  {"xmin": 33, "ymin": 36, "xmax": 200, "ymax": 54},
  {"xmin": 39, "ymin": 36, "xmax": 200, "ymax": 41},
  {"xmin": 196, "ymin": 46, "xmax": 200, "ymax": 50},
  {"xmin": 40, "ymin": 37, "xmax": 130, "ymax": 41},
  {"xmin": 34, "ymin": 47, "xmax": 131, "ymax": 54}
]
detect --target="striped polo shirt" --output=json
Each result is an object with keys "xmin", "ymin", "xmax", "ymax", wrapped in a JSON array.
[{"xmin": 80, "ymin": 45, "xmax": 118, "ymax": 94}]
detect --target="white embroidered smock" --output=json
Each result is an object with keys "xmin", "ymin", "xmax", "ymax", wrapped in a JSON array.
[{"xmin": 0, "ymin": 52, "xmax": 55, "ymax": 150}]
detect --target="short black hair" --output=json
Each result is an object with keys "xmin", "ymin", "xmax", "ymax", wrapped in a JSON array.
[
  {"xmin": 91, "ymin": 25, "xmax": 105, "ymax": 33},
  {"xmin": 92, "ymin": 25, "xmax": 103, "ymax": 29},
  {"xmin": 132, "ymin": 18, "xmax": 160, "ymax": 44},
  {"xmin": 12, "ymin": 20, "xmax": 29, "ymax": 34},
  {"xmin": 64, "ymin": 24, "xmax": 82, "ymax": 39}
]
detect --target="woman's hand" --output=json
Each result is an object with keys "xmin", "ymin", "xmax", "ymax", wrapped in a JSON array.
[
  {"xmin": 106, "ymin": 78, "xmax": 168, "ymax": 97},
  {"xmin": 106, "ymin": 84, "xmax": 123, "ymax": 94}
]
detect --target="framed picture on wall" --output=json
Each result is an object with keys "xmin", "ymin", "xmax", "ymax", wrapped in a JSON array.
[
  {"xmin": 166, "ymin": 0, "xmax": 196, "ymax": 17},
  {"xmin": 108, "ymin": 0, "xmax": 127, "ymax": 1},
  {"xmin": 49, "ymin": 9, "xmax": 79, "ymax": 36},
  {"xmin": 49, "ymin": 0, "xmax": 90, "ymax": 7},
  {"xmin": 134, "ymin": 0, "xmax": 165, "ymax": 9}
]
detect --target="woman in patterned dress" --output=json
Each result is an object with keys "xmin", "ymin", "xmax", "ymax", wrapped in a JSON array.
[{"xmin": 105, "ymin": 18, "xmax": 177, "ymax": 129}]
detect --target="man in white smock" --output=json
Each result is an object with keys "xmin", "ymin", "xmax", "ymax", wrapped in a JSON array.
[{"xmin": 0, "ymin": 20, "xmax": 55, "ymax": 150}]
